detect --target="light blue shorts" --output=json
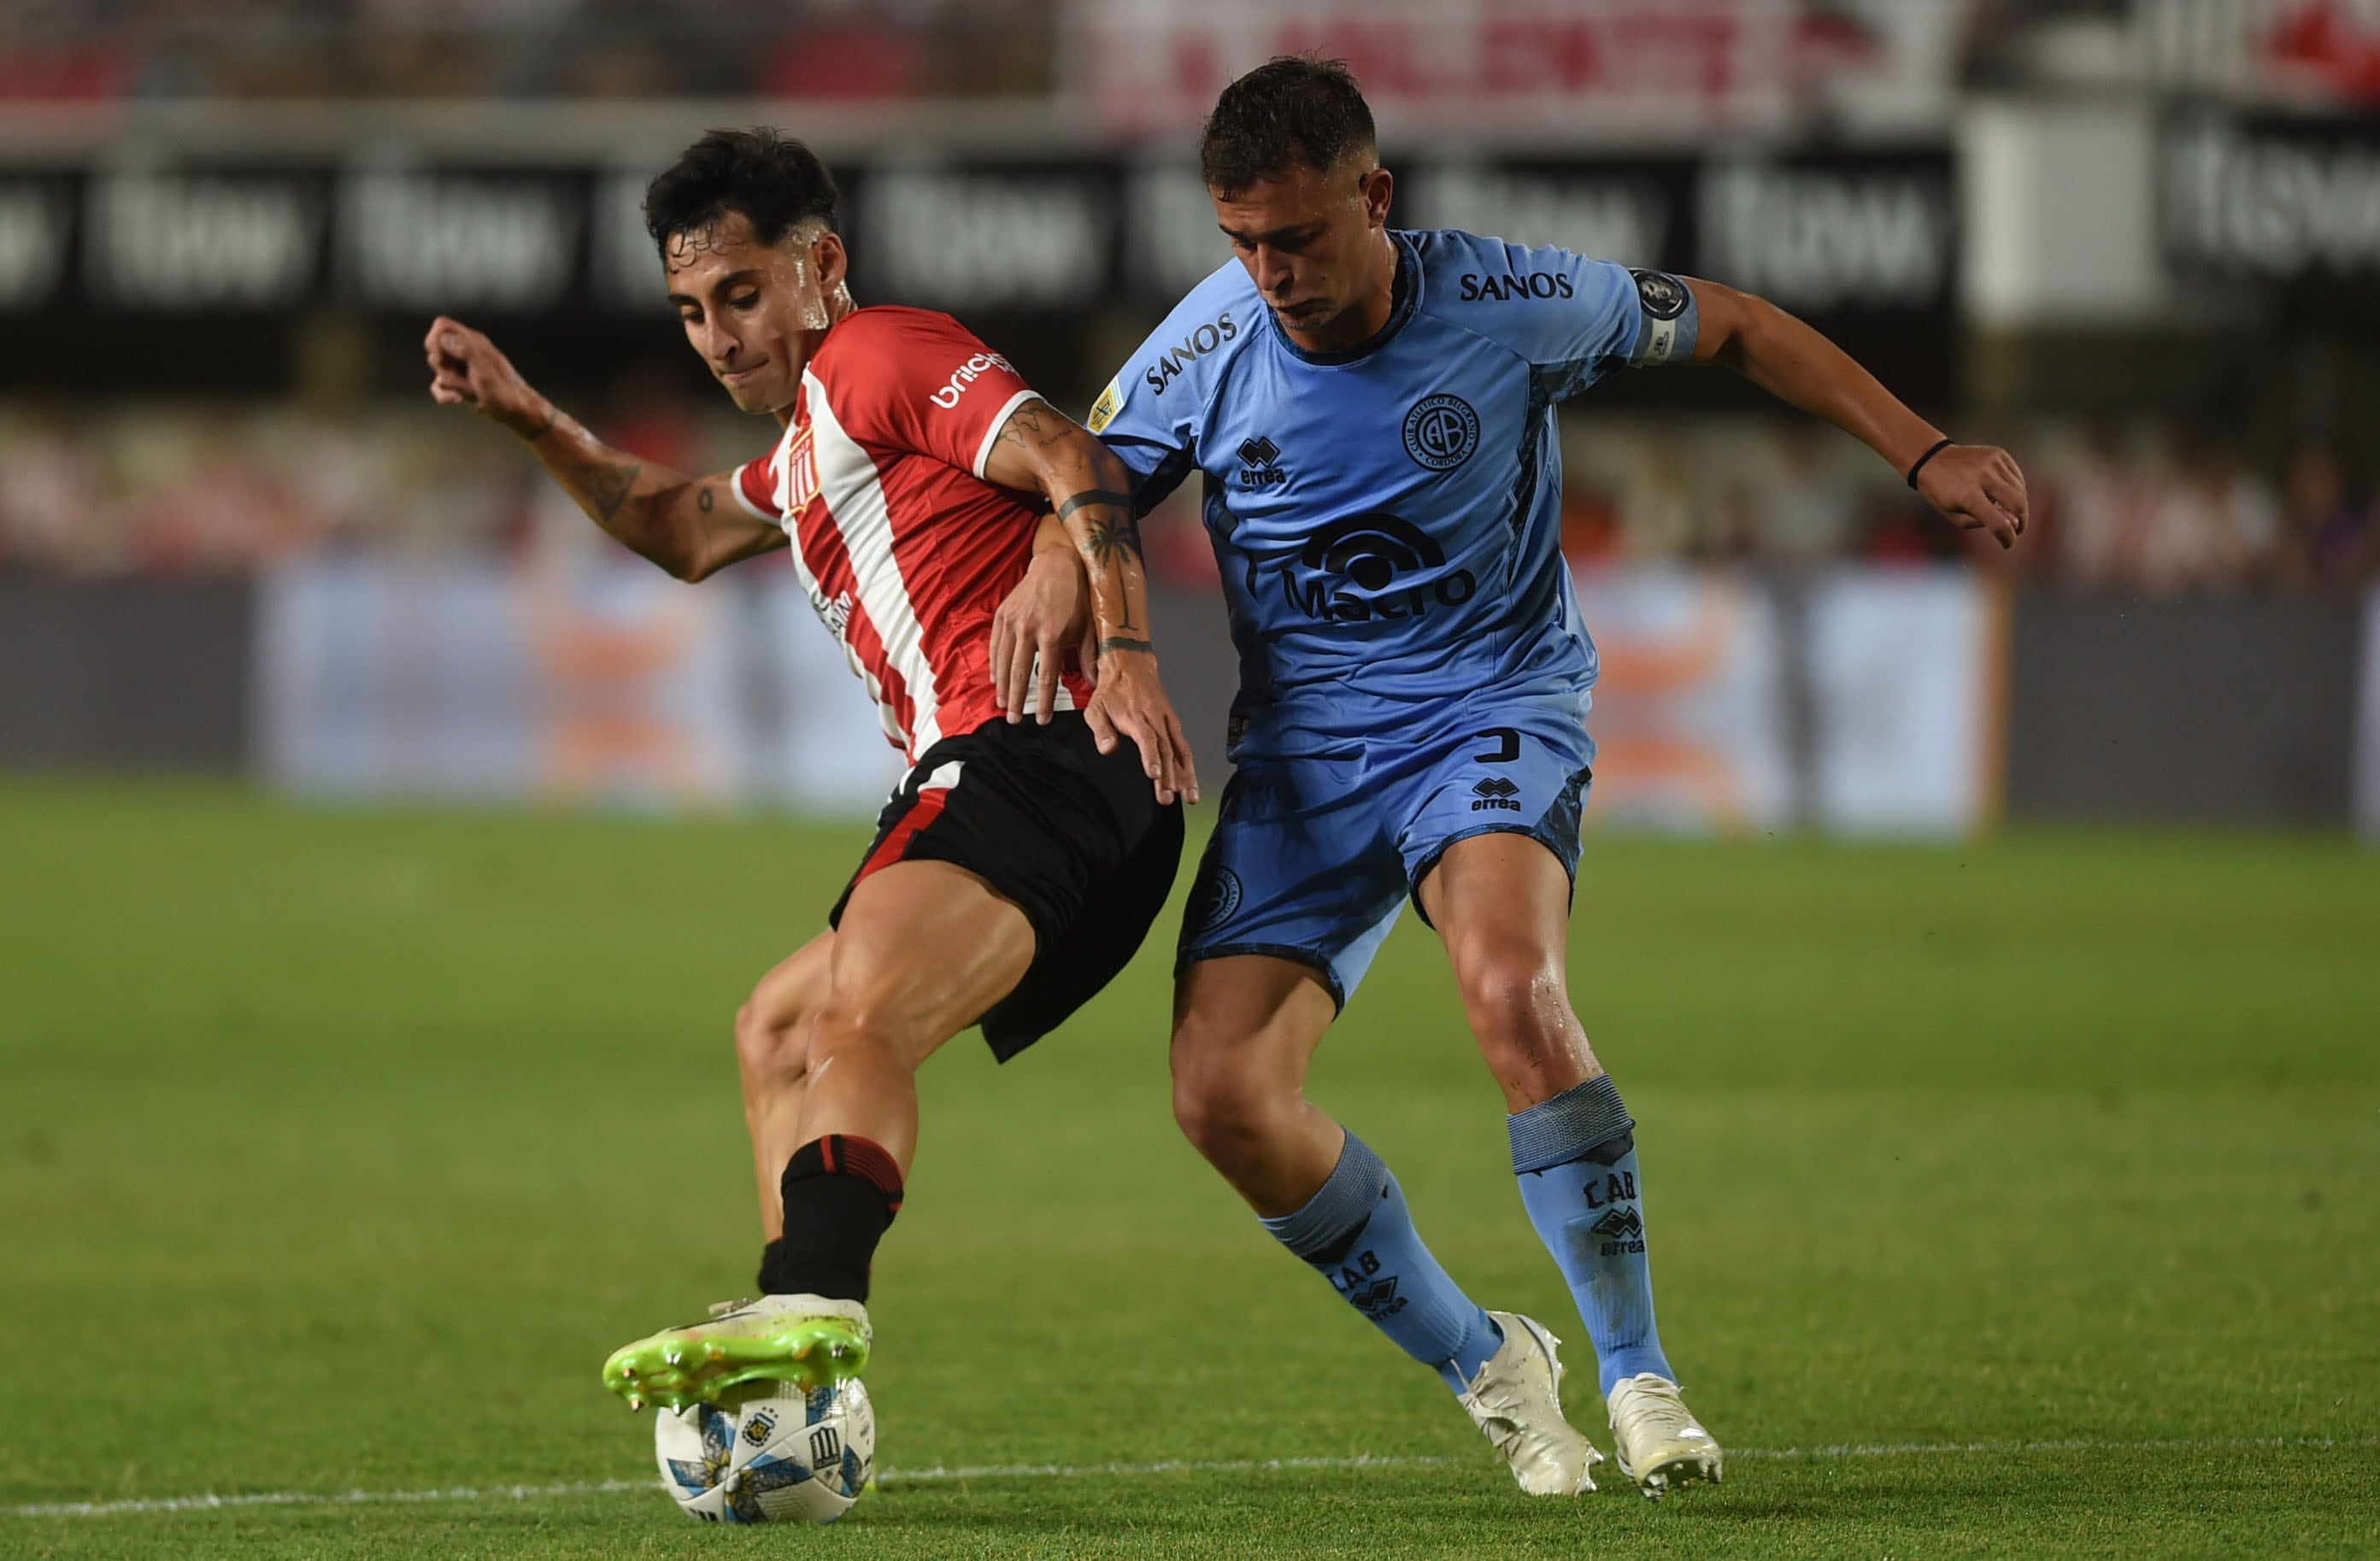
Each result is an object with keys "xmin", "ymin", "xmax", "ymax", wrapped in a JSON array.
[{"xmin": 1178, "ymin": 683, "xmax": 1595, "ymax": 1007}]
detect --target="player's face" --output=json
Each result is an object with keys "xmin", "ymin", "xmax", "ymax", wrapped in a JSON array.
[
  {"xmin": 1212, "ymin": 158, "xmax": 1396, "ymax": 349},
  {"xmin": 663, "ymin": 212, "xmax": 849, "ymax": 418}
]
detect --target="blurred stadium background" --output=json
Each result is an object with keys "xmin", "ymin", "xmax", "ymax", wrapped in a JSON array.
[
  {"xmin": 3, "ymin": 6, "xmax": 2377, "ymax": 1555},
  {"xmin": 3, "ymin": 0, "xmax": 2377, "ymax": 835}
]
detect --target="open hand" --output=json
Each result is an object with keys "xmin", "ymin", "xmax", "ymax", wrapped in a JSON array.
[
  {"xmin": 424, "ymin": 315, "xmax": 553, "ymax": 439},
  {"xmin": 1915, "ymin": 443, "xmax": 2027, "ymax": 549},
  {"xmin": 990, "ymin": 543, "xmax": 1091, "ymax": 725},
  {"xmin": 1085, "ymin": 650, "xmax": 1199, "ymax": 807}
]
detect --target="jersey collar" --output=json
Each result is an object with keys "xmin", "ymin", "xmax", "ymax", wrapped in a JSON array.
[{"xmin": 1266, "ymin": 230, "xmax": 1420, "ymax": 367}]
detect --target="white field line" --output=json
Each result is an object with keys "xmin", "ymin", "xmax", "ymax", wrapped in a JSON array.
[{"xmin": 8, "ymin": 1436, "xmax": 2375, "ymax": 1521}]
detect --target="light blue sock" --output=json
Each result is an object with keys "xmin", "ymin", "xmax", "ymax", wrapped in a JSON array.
[
  {"xmin": 1260, "ymin": 1130, "xmax": 1503, "ymax": 1394},
  {"xmin": 1510, "ymin": 1075, "xmax": 1675, "ymax": 1396}
]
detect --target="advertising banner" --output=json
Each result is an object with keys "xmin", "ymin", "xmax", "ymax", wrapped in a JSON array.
[
  {"xmin": 255, "ymin": 558, "xmax": 900, "ymax": 811},
  {"xmin": 1806, "ymin": 570, "xmax": 1993, "ymax": 836},
  {"xmin": 0, "ymin": 148, "xmax": 1954, "ymax": 326},
  {"xmin": 2161, "ymin": 110, "xmax": 2380, "ymax": 284},
  {"xmin": 255, "ymin": 559, "xmax": 1989, "ymax": 834},
  {"xmin": 1572, "ymin": 566, "xmax": 1793, "ymax": 831}
]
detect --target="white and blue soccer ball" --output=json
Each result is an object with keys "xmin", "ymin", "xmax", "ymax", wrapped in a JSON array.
[{"xmin": 653, "ymin": 1378, "xmax": 876, "ymax": 1524}]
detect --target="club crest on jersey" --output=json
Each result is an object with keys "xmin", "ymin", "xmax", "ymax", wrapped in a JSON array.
[
  {"xmin": 781, "ymin": 427, "xmax": 820, "ymax": 514},
  {"xmin": 1402, "ymin": 394, "xmax": 1479, "ymax": 472},
  {"xmin": 1284, "ymin": 513, "xmax": 1476, "ymax": 624}
]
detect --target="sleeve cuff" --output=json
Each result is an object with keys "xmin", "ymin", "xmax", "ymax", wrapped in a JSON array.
[{"xmin": 972, "ymin": 390, "xmax": 1043, "ymax": 481}]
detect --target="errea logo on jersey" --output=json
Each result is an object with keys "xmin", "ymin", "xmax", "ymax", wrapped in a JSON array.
[{"xmin": 929, "ymin": 350, "xmax": 1016, "ymax": 409}]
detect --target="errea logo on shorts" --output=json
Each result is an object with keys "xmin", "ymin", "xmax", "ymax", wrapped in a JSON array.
[{"xmin": 929, "ymin": 350, "xmax": 1016, "ymax": 409}]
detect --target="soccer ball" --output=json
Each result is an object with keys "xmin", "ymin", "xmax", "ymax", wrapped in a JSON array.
[{"xmin": 652, "ymin": 1378, "xmax": 876, "ymax": 1523}]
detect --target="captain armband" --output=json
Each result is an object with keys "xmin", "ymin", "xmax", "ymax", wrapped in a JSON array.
[{"xmin": 1624, "ymin": 269, "xmax": 1699, "ymax": 367}]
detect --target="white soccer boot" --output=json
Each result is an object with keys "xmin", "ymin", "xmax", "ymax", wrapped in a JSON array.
[
  {"xmin": 1605, "ymin": 1371, "xmax": 1723, "ymax": 1499},
  {"xmin": 1456, "ymin": 1311, "xmax": 1603, "ymax": 1496}
]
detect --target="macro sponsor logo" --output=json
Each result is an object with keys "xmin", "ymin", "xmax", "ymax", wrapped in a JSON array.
[
  {"xmin": 928, "ymin": 349, "xmax": 1017, "ymax": 409},
  {"xmin": 1457, "ymin": 271, "xmax": 1575, "ymax": 302},
  {"xmin": 1143, "ymin": 311, "xmax": 1237, "ymax": 395},
  {"xmin": 1285, "ymin": 513, "xmax": 1476, "ymax": 625}
]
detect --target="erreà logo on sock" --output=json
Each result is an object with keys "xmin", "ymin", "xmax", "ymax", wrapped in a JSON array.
[{"xmin": 1589, "ymin": 1206, "xmax": 1646, "ymax": 1258}]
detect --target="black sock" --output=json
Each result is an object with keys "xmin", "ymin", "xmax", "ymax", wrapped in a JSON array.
[{"xmin": 756, "ymin": 1135, "xmax": 904, "ymax": 1301}]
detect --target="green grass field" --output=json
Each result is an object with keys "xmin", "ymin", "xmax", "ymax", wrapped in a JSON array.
[{"xmin": 1, "ymin": 778, "xmax": 2374, "ymax": 1559}]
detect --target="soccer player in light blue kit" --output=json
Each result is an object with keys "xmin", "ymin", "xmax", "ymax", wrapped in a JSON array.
[{"xmin": 1090, "ymin": 59, "xmax": 2029, "ymax": 1499}]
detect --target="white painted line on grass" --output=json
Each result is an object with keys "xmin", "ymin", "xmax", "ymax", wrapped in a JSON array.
[{"xmin": 9, "ymin": 1436, "xmax": 2375, "ymax": 1520}]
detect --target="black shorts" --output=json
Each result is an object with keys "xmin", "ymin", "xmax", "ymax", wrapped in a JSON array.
[{"xmin": 829, "ymin": 713, "xmax": 1184, "ymax": 1061}]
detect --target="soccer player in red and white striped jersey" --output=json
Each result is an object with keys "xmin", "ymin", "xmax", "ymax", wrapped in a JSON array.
[{"xmin": 425, "ymin": 129, "xmax": 1196, "ymax": 1425}]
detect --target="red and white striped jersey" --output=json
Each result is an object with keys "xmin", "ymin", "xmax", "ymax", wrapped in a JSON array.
[{"xmin": 731, "ymin": 306, "xmax": 1091, "ymax": 763}]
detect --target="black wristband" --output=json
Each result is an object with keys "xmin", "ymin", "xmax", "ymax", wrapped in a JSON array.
[{"xmin": 1904, "ymin": 437, "xmax": 1954, "ymax": 490}]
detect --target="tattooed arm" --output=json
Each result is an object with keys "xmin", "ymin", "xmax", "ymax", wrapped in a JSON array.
[
  {"xmin": 425, "ymin": 315, "xmax": 785, "ymax": 582},
  {"xmin": 981, "ymin": 398, "xmax": 1198, "ymax": 805}
]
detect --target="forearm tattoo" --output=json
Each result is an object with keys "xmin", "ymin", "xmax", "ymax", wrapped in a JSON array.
[{"xmin": 564, "ymin": 453, "xmax": 642, "ymax": 524}]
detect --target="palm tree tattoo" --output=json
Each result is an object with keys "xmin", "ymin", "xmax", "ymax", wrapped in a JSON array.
[{"xmin": 1058, "ymin": 490, "xmax": 1143, "ymax": 631}]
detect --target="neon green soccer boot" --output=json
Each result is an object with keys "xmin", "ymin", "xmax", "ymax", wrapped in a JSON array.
[{"xmin": 602, "ymin": 1294, "xmax": 870, "ymax": 1411}]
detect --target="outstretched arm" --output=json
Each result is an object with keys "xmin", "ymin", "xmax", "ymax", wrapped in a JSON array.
[
  {"xmin": 982, "ymin": 399, "xmax": 1198, "ymax": 805},
  {"xmin": 1684, "ymin": 279, "xmax": 2027, "ymax": 549},
  {"xmin": 424, "ymin": 315, "xmax": 785, "ymax": 581}
]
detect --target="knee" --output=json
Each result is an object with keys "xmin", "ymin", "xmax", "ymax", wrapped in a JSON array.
[
  {"xmin": 1452, "ymin": 943, "xmax": 1573, "ymax": 1059},
  {"xmin": 1170, "ymin": 1047, "xmax": 1293, "ymax": 1174},
  {"xmin": 805, "ymin": 993, "xmax": 914, "ymax": 1075},
  {"xmin": 735, "ymin": 989, "xmax": 813, "ymax": 1093}
]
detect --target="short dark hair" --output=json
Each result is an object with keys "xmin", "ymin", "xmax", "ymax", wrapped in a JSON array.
[
  {"xmin": 1199, "ymin": 56, "xmax": 1376, "ymax": 196},
  {"xmin": 643, "ymin": 127, "xmax": 839, "ymax": 258}
]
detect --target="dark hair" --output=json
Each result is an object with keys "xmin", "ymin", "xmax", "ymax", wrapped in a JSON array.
[
  {"xmin": 1198, "ymin": 56, "xmax": 1376, "ymax": 196},
  {"xmin": 643, "ymin": 127, "xmax": 839, "ymax": 257}
]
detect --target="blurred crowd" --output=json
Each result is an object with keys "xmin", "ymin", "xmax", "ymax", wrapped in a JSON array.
[
  {"xmin": 2, "ymin": 398, "xmax": 2369, "ymax": 593},
  {"xmin": 0, "ymin": 0, "xmax": 1053, "ymax": 101},
  {"xmin": 1557, "ymin": 416, "xmax": 2377, "ymax": 589},
  {"xmin": 5, "ymin": 1, "xmax": 2371, "ymax": 107}
]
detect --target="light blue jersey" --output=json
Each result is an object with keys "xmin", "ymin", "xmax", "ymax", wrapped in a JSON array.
[
  {"xmin": 1092, "ymin": 228, "xmax": 1700, "ymax": 1002},
  {"xmin": 1093, "ymin": 228, "xmax": 1698, "ymax": 733}
]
